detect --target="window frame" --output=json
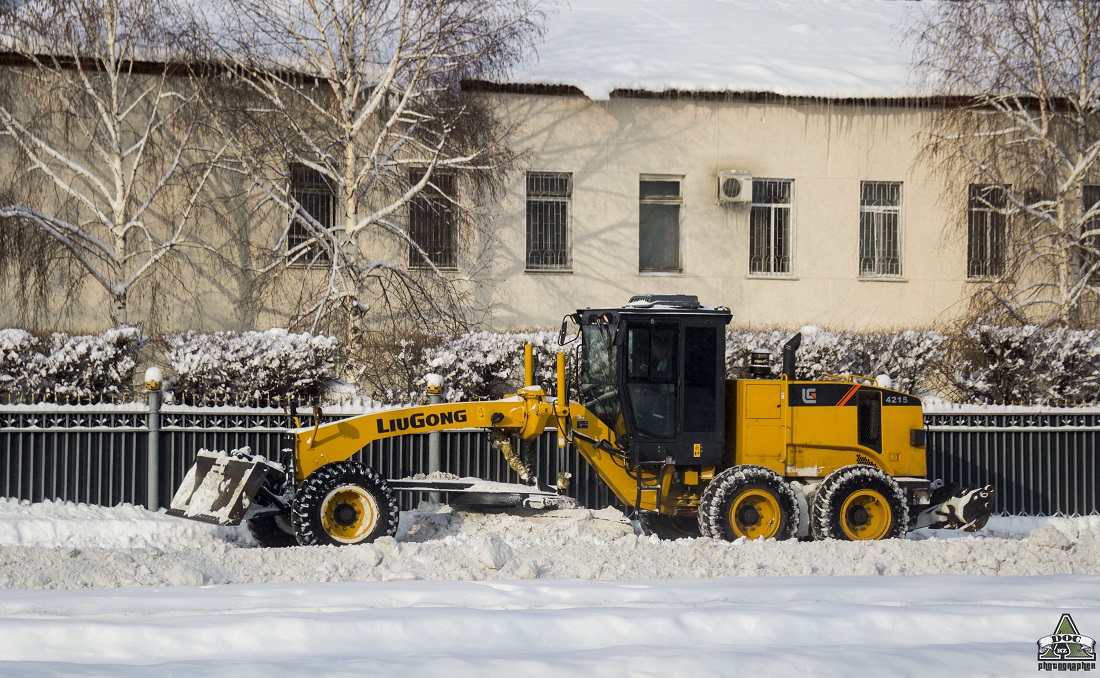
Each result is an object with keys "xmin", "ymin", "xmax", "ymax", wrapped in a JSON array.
[
  {"xmin": 525, "ymin": 171, "xmax": 573, "ymax": 273},
  {"xmin": 1083, "ymin": 184, "xmax": 1100, "ymax": 282},
  {"xmin": 287, "ymin": 163, "xmax": 337, "ymax": 265},
  {"xmin": 967, "ymin": 183, "xmax": 1008, "ymax": 279},
  {"xmin": 408, "ymin": 170, "xmax": 457, "ymax": 271},
  {"xmin": 858, "ymin": 180, "xmax": 903, "ymax": 279},
  {"xmin": 748, "ymin": 178, "xmax": 795, "ymax": 277},
  {"xmin": 638, "ymin": 174, "xmax": 683, "ymax": 273},
  {"xmin": 1084, "ymin": 184, "xmax": 1100, "ymax": 224}
]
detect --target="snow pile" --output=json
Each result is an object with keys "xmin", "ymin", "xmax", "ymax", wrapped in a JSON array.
[
  {"xmin": 165, "ymin": 328, "xmax": 340, "ymax": 401},
  {"xmin": 0, "ymin": 499, "xmax": 1097, "ymax": 675},
  {"xmin": 0, "ymin": 327, "xmax": 142, "ymax": 400},
  {"xmin": 509, "ymin": 0, "xmax": 927, "ymax": 100},
  {"xmin": 0, "ymin": 498, "xmax": 1096, "ymax": 590},
  {"xmin": 0, "ymin": 576, "xmax": 1096, "ymax": 677}
]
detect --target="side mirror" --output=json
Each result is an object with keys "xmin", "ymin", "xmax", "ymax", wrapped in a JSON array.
[
  {"xmin": 613, "ymin": 323, "xmax": 627, "ymax": 348},
  {"xmin": 558, "ymin": 313, "xmax": 579, "ymax": 346}
]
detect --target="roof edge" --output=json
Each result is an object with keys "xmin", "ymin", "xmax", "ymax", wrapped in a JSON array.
[{"xmin": 463, "ymin": 80, "xmax": 970, "ymax": 108}]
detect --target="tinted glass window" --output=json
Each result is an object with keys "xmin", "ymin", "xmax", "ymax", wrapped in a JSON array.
[
  {"xmin": 683, "ymin": 326, "xmax": 718, "ymax": 432},
  {"xmin": 626, "ymin": 324, "xmax": 678, "ymax": 439}
]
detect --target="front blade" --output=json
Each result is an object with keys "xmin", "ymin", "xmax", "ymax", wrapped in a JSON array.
[{"xmin": 166, "ymin": 450, "xmax": 272, "ymax": 526}]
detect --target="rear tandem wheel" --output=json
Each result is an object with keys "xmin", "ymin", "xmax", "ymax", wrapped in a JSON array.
[
  {"xmin": 698, "ymin": 465, "xmax": 799, "ymax": 541},
  {"xmin": 810, "ymin": 465, "xmax": 908, "ymax": 541}
]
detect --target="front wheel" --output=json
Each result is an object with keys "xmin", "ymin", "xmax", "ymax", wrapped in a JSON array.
[
  {"xmin": 810, "ymin": 465, "xmax": 908, "ymax": 541},
  {"xmin": 698, "ymin": 465, "xmax": 798, "ymax": 541},
  {"xmin": 292, "ymin": 461, "xmax": 399, "ymax": 546}
]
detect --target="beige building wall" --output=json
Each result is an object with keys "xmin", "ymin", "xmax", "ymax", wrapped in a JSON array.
[
  {"xmin": 486, "ymin": 92, "xmax": 974, "ymax": 331},
  {"xmin": 1, "ymin": 78, "xmax": 981, "ymax": 335}
]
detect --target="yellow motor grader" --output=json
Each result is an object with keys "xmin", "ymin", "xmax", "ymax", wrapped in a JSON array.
[{"xmin": 169, "ymin": 294, "xmax": 994, "ymax": 546}]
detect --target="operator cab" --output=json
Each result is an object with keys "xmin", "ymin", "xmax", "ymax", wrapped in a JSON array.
[{"xmin": 570, "ymin": 294, "xmax": 732, "ymax": 466}]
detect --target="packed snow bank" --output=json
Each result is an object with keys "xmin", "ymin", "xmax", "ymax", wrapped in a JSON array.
[
  {"xmin": 0, "ymin": 500, "xmax": 1097, "ymax": 676},
  {"xmin": 1, "ymin": 576, "xmax": 1097, "ymax": 677},
  {"xmin": 0, "ymin": 499, "xmax": 1096, "ymax": 590}
]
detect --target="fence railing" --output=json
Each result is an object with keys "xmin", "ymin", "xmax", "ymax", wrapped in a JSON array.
[
  {"xmin": 1, "ymin": 400, "xmax": 1097, "ymax": 516},
  {"xmin": 923, "ymin": 407, "xmax": 1100, "ymax": 516}
]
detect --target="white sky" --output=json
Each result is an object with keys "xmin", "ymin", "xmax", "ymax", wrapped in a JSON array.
[{"xmin": 508, "ymin": 0, "xmax": 930, "ymax": 100}]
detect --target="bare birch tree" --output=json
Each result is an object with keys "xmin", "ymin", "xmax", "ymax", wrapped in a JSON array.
[
  {"xmin": 913, "ymin": 0, "xmax": 1100, "ymax": 327},
  {"xmin": 196, "ymin": 0, "xmax": 542, "ymax": 340},
  {"xmin": 0, "ymin": 0, "xmax": 226, "ymax": 327}
]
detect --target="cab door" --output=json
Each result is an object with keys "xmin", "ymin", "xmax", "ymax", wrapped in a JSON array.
[
  {"xmin": 623, "ymin": 322, "xmax": 679, "ymax": 445},
  {"xmin": 621, "ymin": 320, "xmax": 725, "ymax": 465}
]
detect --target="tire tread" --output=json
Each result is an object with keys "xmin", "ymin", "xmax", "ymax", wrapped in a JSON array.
[
  {"xmin": 810, "ymin": 464, "xmax": 908, "ymax": 541},
  {"xmin": 292, "ymin": 461, "xmax": 399, "ymax": 546},
  {"xmin": 698, "ymin": 465, "xmax": 799, "ymax": 541}
]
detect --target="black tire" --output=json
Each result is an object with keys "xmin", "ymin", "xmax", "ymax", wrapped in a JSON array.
[
  {"xmin": 292, "ymin": 460, "xmax": 399, "ymax": 546},
  {"xmin": 246, "ymin": 512, "xmax": 298, "ymax": 548},
  {"xmin": 810, "ymin": 465, "xmax": 908, "ymax": 541},
  {"xmin": 698, "ymin": 465, "xmax": 798, "ymax": 541}
]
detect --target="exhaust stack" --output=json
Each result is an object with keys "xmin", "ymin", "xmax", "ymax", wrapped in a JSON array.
[{"xmin": 782, "ymin": 332, "xmax": 802, "ymax": 380}]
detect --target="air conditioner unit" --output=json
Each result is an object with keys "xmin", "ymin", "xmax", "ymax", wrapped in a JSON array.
[{"xmin": 717, "ymin": 170, "xmax": 752, "ymax": 204}]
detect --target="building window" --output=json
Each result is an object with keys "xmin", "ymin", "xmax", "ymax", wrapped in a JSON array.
[
  {"xmin": 288, "ymin": 163, "xmax": 336, "ymax": 263},
  {"xmin": 526, "ymin": 171, "xmax": 572, "ymax": 271},
  {"xmin": 409, "ymin": 171, "xmax": 456, "ymax": 270},
  {"xmin": 1085, "ymin": 185, "xmax": 1100, "ymax": 224},
  {"xmin": 859, "ymin": 181, "xmax": 902, "ymax": 277},
  {"xmin": 749, "ymin": 179, "xmax": 793, "ymax": 275},
  {"xmin": 1084, "ymin": 185, "xmax": 1100, "ymax": 281},
  {"xmin": 968, "ymin": 184, "xmax": 1007, "ymax": 278},
  {"xmin": 639, "ymin": 176, "xmax": 682, "ymax": 272}
]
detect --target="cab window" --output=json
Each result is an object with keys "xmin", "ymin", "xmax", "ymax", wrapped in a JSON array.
[{"xmin": 625, "ymin": 324, "xmax": 678, "ymax": 439}]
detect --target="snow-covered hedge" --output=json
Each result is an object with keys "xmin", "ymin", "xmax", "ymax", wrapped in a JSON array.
[
  {"xmin": 0, "ymin": 327, "xmax": 142, "ymax": 399},
  {"xmin": 407, "ymin": 327, "xmax": 947, "ymax": 401},
  {"xmin": 417, "ymin": 331, "xmax": 576, "ymax": 402},
  {"xmin": 164, "ymin": 329, "xmax": 340, "ymax": 400},
  {"xmin": 4, "ymin": 322, "xmax": 1100, "ymax": 406},
  {"xmin": 404, "ymin": 324, "xmax": 1100, "ymax": 405},
  {"xmin": 726, "ymin": 327, "xmax": 948, "ymax": 394},
  {"xmin": 948, "ymin": 325, "xmax": 1100, "ymax": 404},
  {"xmin": 0, "ymin": 329, "xmax": 40, "ymax": 395}
]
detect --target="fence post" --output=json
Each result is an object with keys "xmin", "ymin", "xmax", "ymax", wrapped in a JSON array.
[
  {"xmin": 144, "ymin": 367, "xmax": 163, "ymax": 511},
  {"xmin": 426, "ymin": 374, "xmax": 443, "ymax": 503}
]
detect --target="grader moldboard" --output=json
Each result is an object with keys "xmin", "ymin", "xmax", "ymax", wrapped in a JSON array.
[{"xmin": 168, "ymin": 295, "xmax": 994, "ymax": 546}]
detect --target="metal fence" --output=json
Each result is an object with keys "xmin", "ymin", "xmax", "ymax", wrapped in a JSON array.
[
  {"xmin": 924, "ymin": 408, "xmax": 1100, "ymax": 516},
  {"xmin": 0, "ymin": 402, "xmax": 616, "ymax": 513},
  {"xmin": 1, "ymin": 400, "xmax": 1097, "ymax": 516}
]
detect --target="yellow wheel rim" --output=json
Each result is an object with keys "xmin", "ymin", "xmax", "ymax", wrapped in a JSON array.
[
  {"xmin": 840, "ymin": 489, "xmax": 892, "ymax": 540},
  {"xmin": 321, "ymin": 486, "xmax": 379, "ymax": 544},
  {"xmin": 728, "ymin": 489, "xmax": 782, "ymax": 539}
]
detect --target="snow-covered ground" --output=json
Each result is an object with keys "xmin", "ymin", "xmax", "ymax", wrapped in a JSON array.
[{"xmin": 0, "ymin": 499, "xmax": 1097, "ymax": 676}]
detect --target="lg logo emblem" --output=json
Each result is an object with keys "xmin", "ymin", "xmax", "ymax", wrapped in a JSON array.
[{"xmin": 801, "ymin": 388, "xmax": 817, "ymax": 404}]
